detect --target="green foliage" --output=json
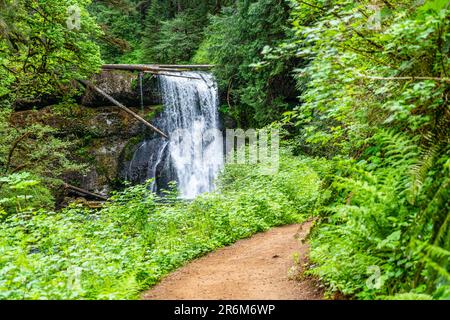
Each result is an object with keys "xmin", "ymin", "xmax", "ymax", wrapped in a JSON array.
[
  {"xmin": 219, "ymin": 150, "xmax": 322, "ymax": 215},
  {"xmin": 307, "ymin": 132, "xmax": 420, "ymax": 297},
  {"xmin": 147, "ymin": 10, "xmax": 205, "ymax": 64},
  {"xmin": 199, "ymin": 0, "xmax": 296, "ymax": 127},
  {"xmin": 0, "ymin": 172, "xmax": 54, "ymax": 216},
  {"xmin": 90, "ymin": 0, "xmax": 297, "ymax": 127},
  {"xmin": 0, "ymin": 0, "xmax": 102, "ymax": 102},
  {"xmin": 280, "ymin": 0, "xmax": 450, "ymax": 299},
  {"xmin": 277, "ymin": 0, "xmax": 447, "ymax": 155},
  {"xmin": 0, "ymin": 103, "xmax": 84, "ymax": 213},
  {"xmin": 0, "ymin": 151, "xmax": 321, "ymax": 299},
  {"xmin": 140, "ymin": 0, "xmax": 230, "ymax": 64},
  {"xmin": 0, "ymin": 106, "xmax": 83, "ymax": 182},
  {"xmin": 88, "ymin": 0, "xmax": 142, "ymax": 63},
  {"xmin": 383, "ymin": 293, "xmax": 433, "ymax": 300},
  {"xmin": 0, "ymin": 0, "xmax": 448, "ymax": 302},
  {"xmin": 91, "ymin": 0, "xmax": 231, "ymax": 64},
  {"xmin": 302, "ymin": 131, "xmax": 449, "ymax": 299}
]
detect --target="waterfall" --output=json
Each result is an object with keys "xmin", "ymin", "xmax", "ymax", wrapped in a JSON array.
[{"xmin": 124, "ymin": 71, "xmax": 224, "ymax": 199}]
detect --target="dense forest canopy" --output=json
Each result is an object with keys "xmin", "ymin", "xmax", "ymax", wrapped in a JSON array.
[
  {"xmin": 0, "ymin": 0, "xmax": 102, "ymax": 103},
  {"xmin": 0, "ymin": 0, "xmax": 449, "ymax": 300},
  {"xmin": 89, "ymin": 0, "xmax": 296, "ymax": 127}
]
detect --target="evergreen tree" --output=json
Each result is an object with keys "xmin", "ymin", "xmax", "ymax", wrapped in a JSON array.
[
  {"xmin": 141, "ymin": 0, "xmax": 166, "ymax": 63},
  {"xmin": 198, "ymin": 0, "xmax": 296, "ymax": 127}
]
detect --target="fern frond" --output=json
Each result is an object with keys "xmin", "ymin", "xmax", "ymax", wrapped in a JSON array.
[
  {"xmin": 425, "ymin": 244, "xmax": 450, "ymax": 260},
  {"xmin": 410, "ymin": 143, "xmax": 439, "ymax": 198},
  {"xmin": 376, "ymin": 130, "xmax": 419, "ymax": 166},
  {"xmin": 423, "ymin": 257, "xmax": 450, "ymax": 282},
  {"xmin": 417, "ymin": 175, "xmax": 450, "ymax": 243},
  {"xmin": 433, "ymin": 206, "xmax": 450, "ymax": 248}
]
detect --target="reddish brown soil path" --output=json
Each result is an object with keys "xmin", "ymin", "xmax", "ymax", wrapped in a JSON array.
[{"xmin": 142, "ymin": 222, "xmax": 323, "ymax": 300}]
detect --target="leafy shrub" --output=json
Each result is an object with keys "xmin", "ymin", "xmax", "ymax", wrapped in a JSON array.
[
  {"xmin": 0, "ymin": 172, "xmax": 54, "ymax": 216},
  {"xmin": 0, "ymin": 150, "xmax": 321, "ymax": 299},
  {"xmin": 306, "ymin": 131, "xmax": 450, "ymax": 299},
  {"xmin": 273, "ymin": 0, "xmax": 450, "ymax": 300}
]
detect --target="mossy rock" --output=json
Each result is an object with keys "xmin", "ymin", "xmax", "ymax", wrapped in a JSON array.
[
  {"xmin": 122, "ymin": 135, "xmax": 145, "ymax": 162},
  {"xmin": 82, "ymin": 70, "xmax": 161, "ymax": 107},
  {"xmin": 10, "ymin": 102, "xmax": 166, "ymax": 198}
]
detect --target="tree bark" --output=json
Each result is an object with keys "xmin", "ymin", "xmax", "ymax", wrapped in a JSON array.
[
  {"xmin": 78, "ymin": 80, "xmax": 169, "ymax": 139},
  {"xmin": 102, "ymin": 64, "xmax": 213, "ymax": 71},
  {"xmin": 359, "ymin": 75, "xmax": 450, "ymax": 83},
  {"xmin": 64, "ymin": 183, "xmax": 108, "ymax": 201}
]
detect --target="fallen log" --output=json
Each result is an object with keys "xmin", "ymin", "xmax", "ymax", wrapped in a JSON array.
[
  {"xmin": 102, "ymin": 64, "xmax": 184, "ymax": 73},
  {"xmin": 102, "ymin": 64, "xmax": 206, "ymax": 79},
  {"xmin": 102, "ymin": 64, "xmax": 213, "ymax": 72},
  {"xmin": 104, "ymin": 67, "xmax": 201, "ymax": 80},
  {"xmin": 359, "ymin": 75, "xmax": 450, "ymax": 83},
  {"xmin": 147, "ymin": 71, "xmax": 202, "ymax": 80},
  {"xmin": 64, "ymin": 183, "xmax": 108, "ymax": 201},
  {"xmin": 78, "ymin": 80, "xmax": 169, "ymax": 139},
  {"xmin": 157, "ymin": 64, "xmax": 214, "ymax": 69}
]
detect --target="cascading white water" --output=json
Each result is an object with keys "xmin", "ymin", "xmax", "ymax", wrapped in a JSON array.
[
  {"xmin": 125, "ymin": 71, "xmax": 224, "ymax": 199},
  {"xmin": 158, "ymin": 72, "xmax": 224, "ymax": 198}
]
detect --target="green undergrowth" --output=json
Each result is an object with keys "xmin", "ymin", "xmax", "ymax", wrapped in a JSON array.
[
  {"xmin": 0, "ymin": 151, "xmax": 321, "ymax": 299},
  {"xmin": 304, "ymin": 132, "xmax": 450, "ymax": 300}
]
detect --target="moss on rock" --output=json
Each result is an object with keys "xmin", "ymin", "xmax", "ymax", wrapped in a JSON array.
[{"xmin": 10, "ymin": 103, "xmax": 165, "ymax": 196}]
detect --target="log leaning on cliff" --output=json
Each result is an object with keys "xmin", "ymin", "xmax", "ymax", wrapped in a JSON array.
[{"xmin": 78, "ymin": 79, "xmax": 169, "ymax": 139}]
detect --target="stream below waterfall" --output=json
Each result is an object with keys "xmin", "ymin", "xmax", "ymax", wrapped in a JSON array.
[{"xmin": 124, "ymin": 72, "xmax": 224, "ymax": 199}]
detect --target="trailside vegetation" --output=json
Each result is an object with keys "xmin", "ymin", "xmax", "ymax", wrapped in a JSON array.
[
  {"xmin": 280, "ymin": 0, "xmax": 450, "ymax": 299},
  {"xmin": 0, "ymin": 0, "xmax": 448, "ymax": 300},
  {"xmin": 0, "ymin": 154, "xmax": 320, "ymax": 299}
]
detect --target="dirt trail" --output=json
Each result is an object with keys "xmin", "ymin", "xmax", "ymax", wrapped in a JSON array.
[{"xmin": 142, "ymin": 222, "xmax": 323, "ymax": 300}]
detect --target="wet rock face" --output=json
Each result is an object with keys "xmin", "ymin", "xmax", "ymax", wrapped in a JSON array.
[
  {"xmin": 10, "ymin": 70, "xmax": 166, "ymax": 198},
  {"xmin": 77, "ymin": 138, "xmax": 129, "ymax": 195},
  {"xmin": 13, "ymin": 70, "xmax": 162, "ymax": 111},
  {"xmin": 81, "ymin": 70, "xmax": 162, "ymax": 107},
  {"xmin": 11, "ymin": 104, "xmax": 162, "ymax": 196}
]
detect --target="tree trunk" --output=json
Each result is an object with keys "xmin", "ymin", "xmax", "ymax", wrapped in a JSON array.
[
  {"xmin": 78, "ymin": 80, "xmax": 169, "ymax": 139},
  {"xmin": 64, "ymin": 183, "xmax": 108, "ymax": 201}
]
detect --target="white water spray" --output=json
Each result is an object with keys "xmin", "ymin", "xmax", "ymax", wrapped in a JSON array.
[
  {"xmin": 159, "ymin": 72, "xmax": 224, "ymax": 198},
  {"xmin": 125, "ymin": 72, "xmax": 224, "ymax": 199}
]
